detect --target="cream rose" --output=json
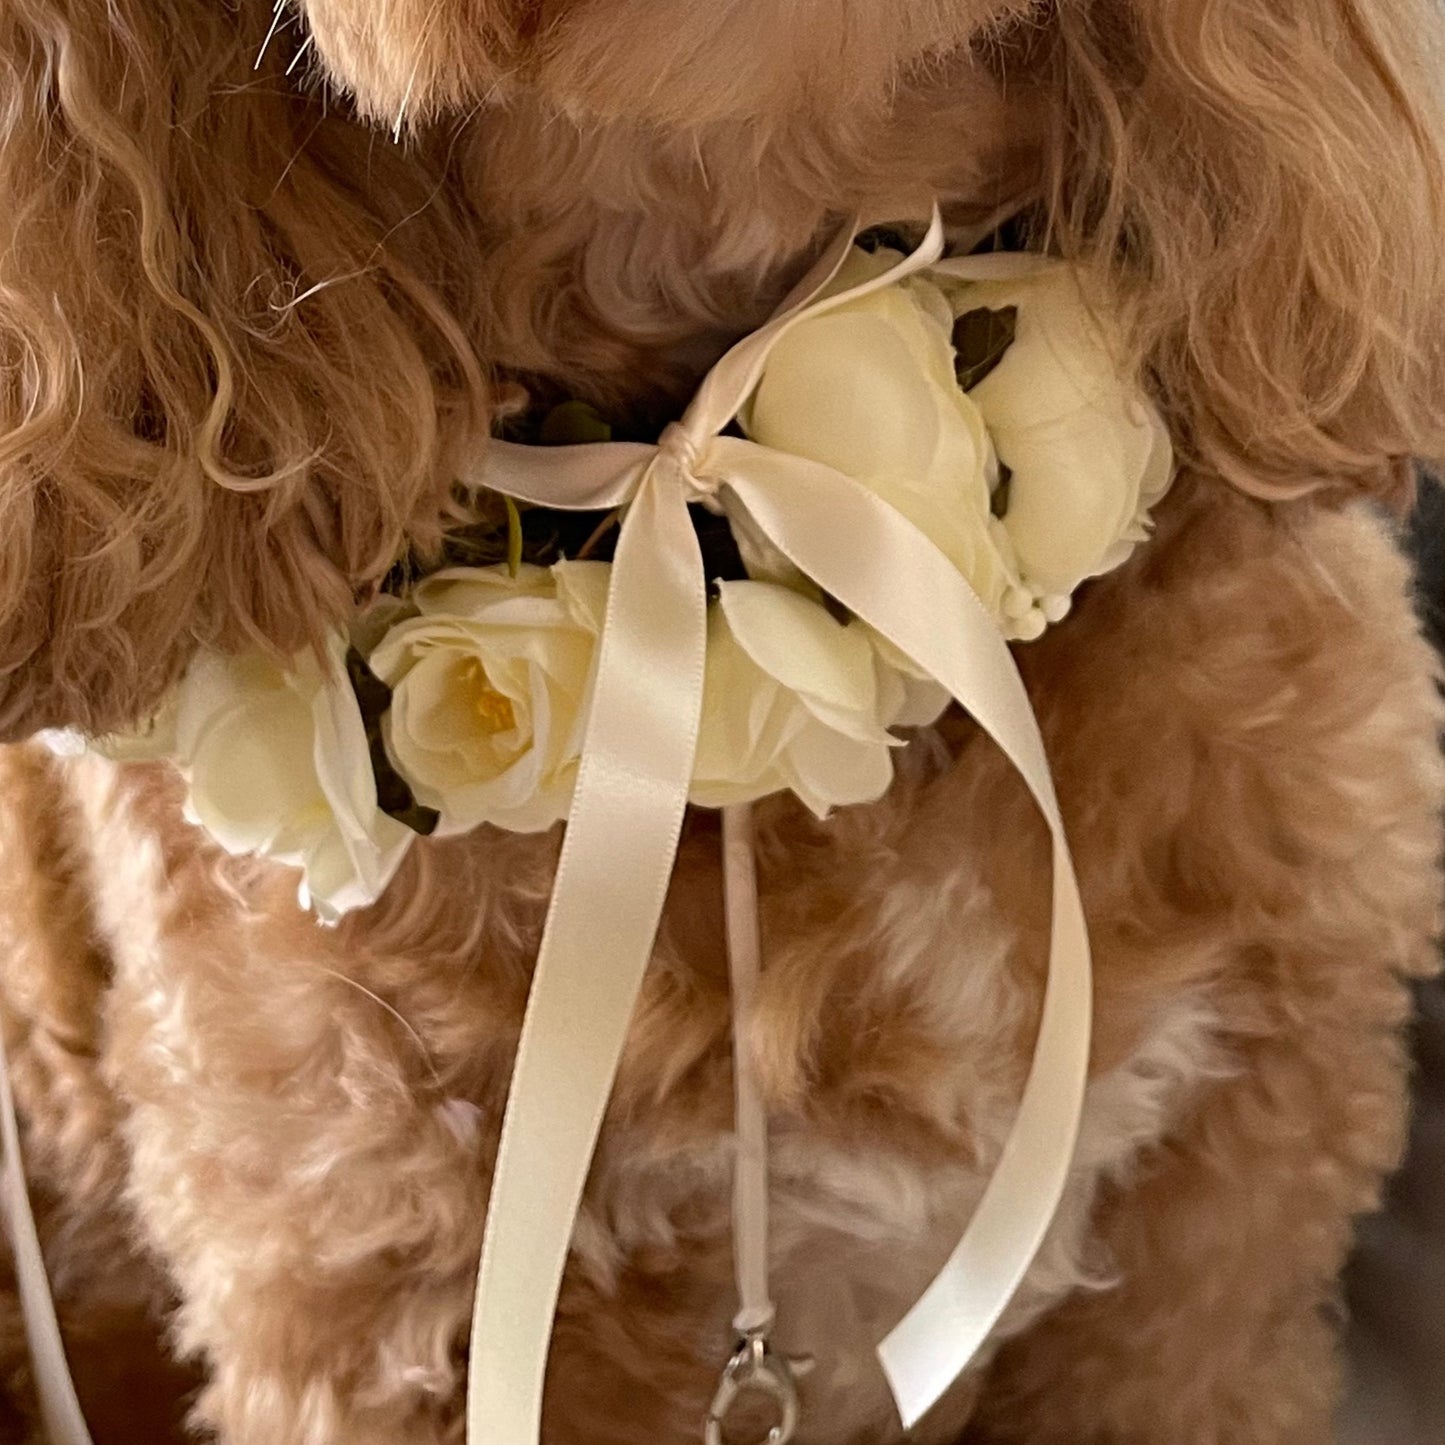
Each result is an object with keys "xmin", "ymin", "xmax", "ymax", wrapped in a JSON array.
[
  {"xmin": 738, "ymin": 242, "xmax": 1173, "ymax": 643},
  {"xmin": 172, "ymin": 634, "xmax": 412, "ymax": 921},
  {"xmin": 940, "ymin": 254, "xmax": 1174, "ymax": 614},
  {"xmin": 739, "ymin": 246, "xmax": 1018, "ymax": 622},
  {"xmin": 690, "ymin": 579, "xmax": 922, "ymax": 817},
  {"xmin": 368, "ymin": 562, "xmax": 608, "ymax": 835}
]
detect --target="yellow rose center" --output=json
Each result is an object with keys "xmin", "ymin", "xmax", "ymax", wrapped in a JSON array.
[{"xmin": 458, "ymin": 657, "xmax": 516, "ymax": 735}]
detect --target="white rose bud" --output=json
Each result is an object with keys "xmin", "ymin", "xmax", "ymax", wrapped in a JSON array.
[
  {"xmin": 738, "ymin": 242, "xmax": 1173, "ymax": 644},
  {"xmin": 738, "ymin": 245, "xmax": 1019, "ymax": 623}
]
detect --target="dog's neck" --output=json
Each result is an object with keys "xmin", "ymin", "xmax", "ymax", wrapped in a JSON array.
[{"xmin": 450, "ymin": 68, "xmax": 1042, "ymax": 425}]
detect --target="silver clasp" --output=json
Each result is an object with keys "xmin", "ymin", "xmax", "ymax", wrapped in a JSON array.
[{"xmin": 704, "ymin": 1327, "xmax": 808, "ymax": 1445}]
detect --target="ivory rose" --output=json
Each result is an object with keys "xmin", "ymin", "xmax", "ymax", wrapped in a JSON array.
[
  {"xmin": 947, "ymin": 257, "xmax": 1173, "ymax": 601},
  {"xmin": 739, "ymin": 247, "xmax": 1018, "ymax": 622},
  {"xmin": 690, "ymin": 579, "xmax": 922, "ymax": 817},
  {"xmin": 738, "ymin": 242, "xmax": 1172, "ymax": 641},
  {"xmin": 173, "ymin": 636, "xmax": 413, "ymax": 921},
  {"xmin": 368, "ymin": 562, "xmax": 608, "ymax": 835},
  {"xmin": 939, "ymin": 253, "xmax": 1174, "ymax": 612}
]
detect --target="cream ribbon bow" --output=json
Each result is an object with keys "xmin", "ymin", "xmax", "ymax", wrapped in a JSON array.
[{"xmin": 460, "ymin": 212, "xmax": 1092, "ymax": 1442}]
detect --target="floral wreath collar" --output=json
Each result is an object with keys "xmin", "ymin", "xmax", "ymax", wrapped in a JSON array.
[
  {"xmin": 39, "ymin": 211, "xmax": 1172, "ymax": 1445},
  {"xmin": 93, "ymin": 218, "xmax": 1170, "ymax": 920}
]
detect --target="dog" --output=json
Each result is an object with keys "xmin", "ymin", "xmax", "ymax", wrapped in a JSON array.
[{"xmin": 2, "ymin": 1, "xmax": 1444, "ymax": 1441}]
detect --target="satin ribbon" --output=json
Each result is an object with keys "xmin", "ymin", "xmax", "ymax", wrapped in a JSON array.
[{"xmin": 461, "ymin": 210, "xmax": 1093, "ymax": 1442}]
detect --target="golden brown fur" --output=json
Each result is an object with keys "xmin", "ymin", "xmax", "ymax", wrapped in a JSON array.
[{"xmin": 1, "ymin": 0, "xmax": 1444, "ymax": 1441}]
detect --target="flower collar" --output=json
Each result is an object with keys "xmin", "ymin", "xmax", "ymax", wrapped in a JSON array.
[{"xmin": 89, "ymin": 223, "xmax": 1170, "ymax": 922}]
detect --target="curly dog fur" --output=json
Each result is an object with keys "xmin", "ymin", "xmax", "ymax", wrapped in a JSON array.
[{"xmin": 1, "ymin": 2, "xmax": 1444, "ymax": 1442}]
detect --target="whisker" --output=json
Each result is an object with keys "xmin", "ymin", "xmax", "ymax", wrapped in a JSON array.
[
  {"xmin": 255, "ymin": 0, "xmax": 288, "ymax": 73},
  {"xmin": 286, "ymin": 32, "xmax": 314, "ymax": 77},
  {"xmin": 391, "ymin": 0, "xmax": 451, "ymax": 143}
]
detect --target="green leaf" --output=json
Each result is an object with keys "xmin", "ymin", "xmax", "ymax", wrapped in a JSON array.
[
  {"xmin": 504, "ymin": 495, "xmax": 523, "ymax": 578},
  {"xmin": 953, "ymin": 306, "xmax": 1018, "ymax": 393},
  {"xmin": 855, "ymin": 226, "xmax": 913, "ymax": 255},
  {"xmin": 990, "ymin": 462, "xmax": 1014, "ymax": 519},
  {"xmin": 538, "ymin": 399, "xmax": 613, "ymax": 446},
  {"xmin": 345, "ymin": 647, "xmax": 440, "ymax": 837}
]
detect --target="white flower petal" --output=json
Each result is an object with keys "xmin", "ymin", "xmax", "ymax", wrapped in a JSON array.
[
  {"xmin": 552, "ymin": 560, "xmax": 612, "ymax": 634},
  {"xmin": 693, "ymin": 611, "xmax": 784, "ymax": 797},
  {"xmin": 942, "ymin": 256, "xmax": 1175, "ymax": 606},
  {"xmin": 781, "ymin": 718, "xmax": 896, "ymax": 819},
  {"xmin": 412, "ymin": 563, "xmax": 555, "ymax": 618},
  {"xmin": 300, "ymin": 814, "xmax": 412, "ymax": 923},
  {"xmin": 692, "ymin": 584, "xmax": 900, "ymax": 815},
  {"xmin": 171, "ymin": 631, "xmax": 413, "ymax": 919},
  {"xmin": 991, "ymin": 403, "xmax": 1158, "ymax": 596},
  {"xmin": 173, "ymin": 651, "xmax": 284, "ymax": 764},
  {"xmin": 716, "ymin": 581, "xmax": 887, "ymax": 739},
  {"xmin": 746, "ymin": 310, "xmax": 949, "ymax": 482},
  {"xmin": 185, "ymin": 692, "xmax": 323, "ymax": 857}
]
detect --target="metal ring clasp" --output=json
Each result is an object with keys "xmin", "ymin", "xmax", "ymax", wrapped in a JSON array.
[{"xmin": 704, "ymin": 1328, "xmax": 805, "ymax": 1445}]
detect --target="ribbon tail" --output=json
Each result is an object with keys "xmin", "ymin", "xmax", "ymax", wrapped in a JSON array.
[
  {"xmin": 720, "ymin": 443, "xmax": 1091, "ymax": 1429},
  {"xmin": 466, "ymin": 464, "xmax": 708, "ymax": 1445},
  {"xmin": 876, "ymin": 831, "xmax": 1088, "ymax": 1419}
]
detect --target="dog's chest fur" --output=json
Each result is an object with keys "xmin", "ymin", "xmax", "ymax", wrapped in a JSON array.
[{"xmin": 56, "ymin": 609, "xmax": 1225, "ymax": 1442}]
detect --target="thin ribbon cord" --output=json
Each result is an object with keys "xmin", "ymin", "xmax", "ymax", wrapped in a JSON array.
[
  {"xmin": 0, "ymin": 1024, "xmax": 95, "ymax": 1445},
  {"xmin": 709, "ymin": 803, "xmax": 809, "ymax": 1445},
  {"xmin": 721, "ymin": 802, "xmax": 773, "ymax": 1337}
]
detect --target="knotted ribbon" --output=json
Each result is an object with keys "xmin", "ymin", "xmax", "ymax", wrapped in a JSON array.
[{"xmin": 460, "ymin": 212, "xmax": 1092, "ymax": 1443}]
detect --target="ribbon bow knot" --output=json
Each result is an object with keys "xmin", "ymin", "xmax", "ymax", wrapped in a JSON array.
[
  {"xmin": 656, "ymin": 420, "xmax": 716, "ymax": 500},
  {"xmin": 461, "ymin": 211, "xmax": 1093, "ymax": 1445}
]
